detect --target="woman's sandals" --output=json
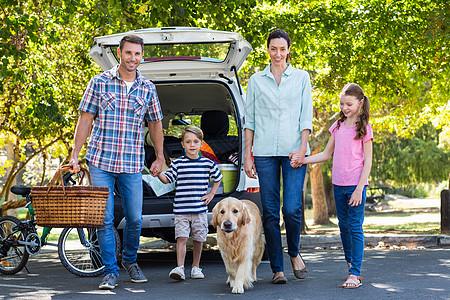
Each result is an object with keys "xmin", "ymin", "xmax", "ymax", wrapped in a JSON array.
[
  {"xmin": 271, "ymin": 274, "xmax": 288, "ymax": 284},
  {"xmin": 342, "ymin": 275, "xmax": 363, "ymax": 288},
  {"xmin": 290, "ymin": 254, "xmax": 307, "ymax": 279}
]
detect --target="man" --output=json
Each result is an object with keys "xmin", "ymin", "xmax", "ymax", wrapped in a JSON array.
[{"xmin": 69, "ymin": 35, "xmax": 164, "ymax": 290}]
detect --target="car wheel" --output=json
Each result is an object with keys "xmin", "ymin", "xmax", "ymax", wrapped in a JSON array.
[{"xmin": 153, "ymin": 229, "xmax": 176, "ymax": 243}]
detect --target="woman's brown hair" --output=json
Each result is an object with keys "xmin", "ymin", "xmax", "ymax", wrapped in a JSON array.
[{"xmin": 335, "ymin": 83, "xmax": 370, "ymax": 140}]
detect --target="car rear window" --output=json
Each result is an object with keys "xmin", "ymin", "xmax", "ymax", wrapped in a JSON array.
[{"xmin": 110, "ymin": 42, "xmax": 232, "ymax": 63}]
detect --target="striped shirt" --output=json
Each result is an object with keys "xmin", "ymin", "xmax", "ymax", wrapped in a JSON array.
[
  {"xmin": 79, "ymin": 65, "xmax": 163, "ymax": 174},
  {"xmin": 164, "ymin": 156, "xmax": 223, "ymax": 215}
]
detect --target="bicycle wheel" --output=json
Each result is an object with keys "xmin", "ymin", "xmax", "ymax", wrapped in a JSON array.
[
  {"xmin": 0, "ymin": 216, "xmax": 30, "ymax": 275},
  {"xmin": 58, "ymin": 226, "xmax": 121, "ymax": 277}
]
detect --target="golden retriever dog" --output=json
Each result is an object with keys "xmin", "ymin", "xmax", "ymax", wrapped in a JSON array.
[{"xmin": 211, "ymin": 197, "xmax": 264, "ymax": 294}]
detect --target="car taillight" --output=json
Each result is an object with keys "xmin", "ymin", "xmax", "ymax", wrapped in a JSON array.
[{"xmin": 246, "ymin": 187, "xmax": 260, "ymax": 193}]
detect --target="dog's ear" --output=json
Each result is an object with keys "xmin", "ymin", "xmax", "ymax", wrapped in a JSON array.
[
  {"xmin": 211, "ymin": 203, "xmax": 219, "ymax": 228},
  {"xmin": 241, "ymin": 204, "xmax": 251, "ymax": 226}
]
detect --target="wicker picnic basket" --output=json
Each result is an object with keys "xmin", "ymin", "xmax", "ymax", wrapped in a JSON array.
[{"xmin": 30, "ymin": 165, "xmax": 109, "ymax": 228}]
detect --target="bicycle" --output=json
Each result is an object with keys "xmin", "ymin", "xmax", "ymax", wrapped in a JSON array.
[{"xmin": 0, "ymin": 170, "xmax": 121, "ymax": 277}]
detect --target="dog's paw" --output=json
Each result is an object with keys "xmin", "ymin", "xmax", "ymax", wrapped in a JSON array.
[
  {"xmin": 244, "ymin": 282, "xmax": 253, "ymax": 290},
  {"xmin": 231, "ymin": 285, "xmax": 244, "ymax": 294},
  {"xmin": 226, "ymin": 277, "xmax": 231, "ymax": 286},
  {"xmin": 244, "ymin": 278, "xmax": 253, "ymax": 290}
]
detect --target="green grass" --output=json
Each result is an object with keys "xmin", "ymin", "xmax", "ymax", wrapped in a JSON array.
[
  {"xmin": 16, "ymin": 208, "xmax": 28, "ymax": 220},
  {"xmin": 365, "ymin": 211, "xmax": 439, "ymax": 218},
  {"xmin": 363, "ymin": 222, "xmax": 440, "ymax": 234},
  {"xmin": 304, "ymin": 208, "xmax": 441, "ymax": 234}
]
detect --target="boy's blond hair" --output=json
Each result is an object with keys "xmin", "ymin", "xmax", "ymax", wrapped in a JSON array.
[{"xmin": 181, "ymin": 125, "xmax": 203, "ymax": 141}]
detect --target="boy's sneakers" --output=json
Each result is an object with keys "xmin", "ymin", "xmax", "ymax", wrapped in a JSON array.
[
  {"xmin": 121, "ymin": 261, "xmax": 148, "ymax": 283},
  {"xmin": 191, "ymin": 266, "xmax": 205, "ymax": 279},
  {"xmin": 98, "ymin": 273, "xmax": 118, "ymax": 290},
  {"xmin": 169, "ymin": 266, "xmax": 186, "ymax": 281}
]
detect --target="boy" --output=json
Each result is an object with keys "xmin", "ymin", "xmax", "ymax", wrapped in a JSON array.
[{"xmin": 158, "ymin": 126, "xmax": 222, "ymax": 280}]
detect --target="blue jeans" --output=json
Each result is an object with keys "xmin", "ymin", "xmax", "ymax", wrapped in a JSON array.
[
  {"xmin": 254, "ymin": 156, "xmax": 307, "ymax": 273},
  {"xmin": 88, "ymin": 162, "xmax": 143, "ymax": 276},
  {"xmin": 333, "ymin": 185, "xmax": 366, "ymax": 276}
]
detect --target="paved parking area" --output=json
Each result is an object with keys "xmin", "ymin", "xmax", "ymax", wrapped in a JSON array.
[{"xmin": 1, "ymin": 248, "xmax": 449, "ymax": 299}]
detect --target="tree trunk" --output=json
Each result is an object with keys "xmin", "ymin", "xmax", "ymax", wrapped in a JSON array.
[
  {"xmin": 301, "ymin": 173, "xmax": 308, "ymax": 234},
  {"xmin": 0, "ymin": 136, "xmax": 62, "ymax": 216},
  {"xmin": 5, "ymin": 141, "xmax": 17, "ymax": 216},
  {"xmin": 310, "ymin": 148, "xmax": 331, "ymax": 225},
  {"xmin": 325, "ymin": 180, "xmax": 336, "ymax": 217},
  {"xmin": 1, "ymin": 199, "xmax": 27, "ymax": 216}
]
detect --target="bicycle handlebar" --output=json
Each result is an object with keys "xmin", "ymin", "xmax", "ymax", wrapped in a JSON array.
[{"xmin": 11, "ymin": 169, "xmax": 82, "ymax": 198}]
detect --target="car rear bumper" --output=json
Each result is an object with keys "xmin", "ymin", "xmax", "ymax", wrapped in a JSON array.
[{"xmin": 115, "ymin": 191, "xmax": 261, "ymax": 230}]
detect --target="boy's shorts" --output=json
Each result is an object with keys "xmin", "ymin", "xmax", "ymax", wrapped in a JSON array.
[{"xmin": 174, "ymin": 213, "xmax": 208, "ymax": 242}]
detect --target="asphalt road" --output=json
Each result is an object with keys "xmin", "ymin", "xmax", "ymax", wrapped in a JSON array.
[{"xmin": 0, "ymin": 248, "xmax": 449, "ymax": 300}]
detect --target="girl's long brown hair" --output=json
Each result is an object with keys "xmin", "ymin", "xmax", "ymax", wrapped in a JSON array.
[{"xmin": 335, "ymin": 83, "xmax": 370, "ymax": 140}]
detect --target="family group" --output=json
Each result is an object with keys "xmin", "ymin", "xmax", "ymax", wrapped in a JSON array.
[{"xmin": 69, "ymin": 29, "xmax": 372, "ymax": 290}]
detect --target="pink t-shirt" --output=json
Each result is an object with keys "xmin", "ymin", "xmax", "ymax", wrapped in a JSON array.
[{"xmin": 329, "ymin": 121, "xmax": 373, "ymax": 186}]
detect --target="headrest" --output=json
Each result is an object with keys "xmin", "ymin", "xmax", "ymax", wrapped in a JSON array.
[{"xmin": 201, "ymin": 110, "xmax": 229, "ymax": 138}]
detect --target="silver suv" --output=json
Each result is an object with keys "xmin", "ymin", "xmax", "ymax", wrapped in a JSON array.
[{"xmin": 90, "ymin": 27, "xmax": 261, "ymax": 242}]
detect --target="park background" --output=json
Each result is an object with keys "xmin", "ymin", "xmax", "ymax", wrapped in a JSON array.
[{"xmin": 0, "ymin": 0, "xmax": 449, "ymax": 234}]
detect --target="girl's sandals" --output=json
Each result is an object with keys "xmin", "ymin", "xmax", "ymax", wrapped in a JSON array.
[
  {"xmin": 290, "ymin": 254, "xmax": 307, "ymax": 279},
  {"xmin": 342, "ymin": 275, "xmax": 363, "ymax": 289}
]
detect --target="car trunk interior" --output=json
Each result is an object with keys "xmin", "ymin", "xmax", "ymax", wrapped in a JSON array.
[{"xmin": 142, "ymin": 81, "xmax": 241, "ymax": 198}]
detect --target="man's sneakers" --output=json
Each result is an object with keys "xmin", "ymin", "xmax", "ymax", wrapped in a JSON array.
[
  {"xmin": 100, "ymin": 264, "xmax": 203, "ymax": 289},
  {"xmin": 122, "ymin": 261, "xmax": 148, "ymax": 283},
  {"xmin": 169, "ymin": 265, "xmax": 205, "ymax": 280},
  {"xmin": 191, "ymin": 266, "xmax": 205, "ymax": 279},
  {"xmin": 98, "ymin": 273, "xmax": 118, "ymax": 290},
  {"xmin": 169, "ymin": 265, "xmax": 186, "ymax": 280}
]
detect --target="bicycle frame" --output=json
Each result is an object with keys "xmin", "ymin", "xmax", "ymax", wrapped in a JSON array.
[
  {"xmin": 27, "ymin": 198, "xmax": 53, "ymax": 246},
  {"xmin": 1, "ymin": 219, "xmax": 40, "ymax": 254}
]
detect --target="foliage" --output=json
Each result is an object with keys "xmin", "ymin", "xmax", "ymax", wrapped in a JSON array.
[
  {"xmin": 0, "ymin": 0, "xmax": 99, "ymax": 201},
  {"xmin": 0, "ymin": 0, "xmax": 448, "ymax": 203},
  {"xmin": 371, "ymin": 123, "xmax": 450, "ymax": 186}
]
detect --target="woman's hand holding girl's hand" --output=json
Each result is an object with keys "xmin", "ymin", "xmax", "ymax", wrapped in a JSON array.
[
  {"xmin": 244, "ymin": 156, "xmax": 257, "ymax": 179},
  {"xmin": 349, "ymin": 189, "xmax": 363, "ymax": 207},
  {"xmin": 289, "ymin": 150, "xmax": 306, "ymax": 168}
]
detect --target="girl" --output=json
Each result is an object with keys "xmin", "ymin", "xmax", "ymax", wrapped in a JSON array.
[{"xmin": 297, "ymin": 83, "xmax": 373, "ymax": 288}]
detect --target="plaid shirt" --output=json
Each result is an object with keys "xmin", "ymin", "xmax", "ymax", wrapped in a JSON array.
[{"xmin": 79, "ymin": 65, "xmax": 163, "ymax": 174}]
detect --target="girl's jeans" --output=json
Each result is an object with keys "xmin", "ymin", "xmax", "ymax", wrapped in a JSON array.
[
  {"xmin": 254, "ymin": 156, "xmax": 307, "ymax": 273},
  {"xmin": 88, "ymin": 162, "xmax": 143, "ymax": 276},
  {"xmin": 333, "ymin": 185, "xmax": 367, "ymax": 276}
]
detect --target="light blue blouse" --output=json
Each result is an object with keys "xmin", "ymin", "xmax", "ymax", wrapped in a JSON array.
[{"xmin": 244, "ymin": 64, "xmax": 313, "ymax": 156}]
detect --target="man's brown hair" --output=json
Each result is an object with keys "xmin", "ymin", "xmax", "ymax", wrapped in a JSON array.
[{"xmin": 119, "ymin": 35, "xmax": 144, "ymax": 52}]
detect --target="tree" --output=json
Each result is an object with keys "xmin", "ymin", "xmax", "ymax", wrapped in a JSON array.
[
  {"xmin": 0, "ymin": 0, "xmax": 277, "ymax": 212},
  {"xmin": 239, "ymin": 0, "xmax": 449, "ymax": 221},
  {"xmin": 1, "ymin": 0, "xmax": 448, "ymax": 218},
  {"xmin": 371, "ymin": 123, "xmax": 450, "ymax": 193},
  {"xmin": 0, "ymin": 0, "xmax": 98, "ymax": 210},
  {"xmin": 309, "ymin": 148, "xmax": 332, "ymax": 224}
]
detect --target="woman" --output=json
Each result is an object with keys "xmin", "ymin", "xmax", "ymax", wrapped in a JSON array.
[{"xmin": 244, "ymin": 29, "xmax": 313, "ymax": 284}]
